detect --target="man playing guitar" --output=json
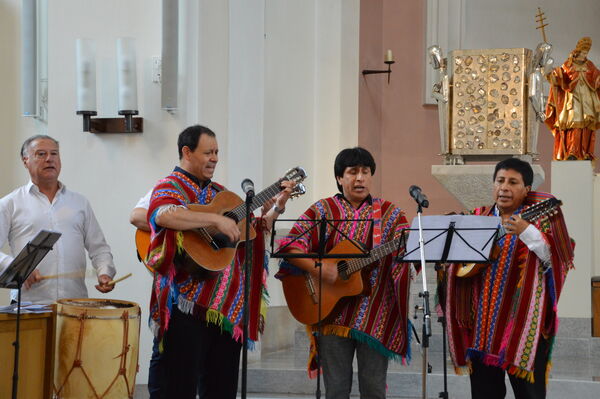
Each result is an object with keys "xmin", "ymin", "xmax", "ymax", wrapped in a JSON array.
[
  {"xmin": 443, "ymin": 158, "xmax": 574, "ymax": 399},
  {"xmin": 143, "ymin": 125, "xmax": 295, "ymax": 399},
  {"xmin": 276, "ymin": 147, "xmax": 412, "ymax": 399}
]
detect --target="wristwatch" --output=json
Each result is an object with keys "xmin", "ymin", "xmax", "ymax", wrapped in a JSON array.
[{"xmin": 274, "ymin": 205, "xmax": 286, "ymax": 215}]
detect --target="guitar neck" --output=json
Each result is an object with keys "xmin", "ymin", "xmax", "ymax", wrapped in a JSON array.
[
  {"xmin": 520, "ymin": 198, "xmax": 560, "ymax": 222},
  {"xmin": 344, "ymin": 237, "xmax": 404, "ymax": 276},
  {"xmin": 229, "ymin": 181, "xmax": 282, "ymax": 221},
  {"xmin": 520, "ymin": 206, "xmax": 538, "ymax": 222}
]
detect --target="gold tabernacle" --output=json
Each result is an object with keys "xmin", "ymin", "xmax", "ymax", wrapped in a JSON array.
[{"xmin": 448, "ymin": 48, "xmax": 533, "ymax": 156}]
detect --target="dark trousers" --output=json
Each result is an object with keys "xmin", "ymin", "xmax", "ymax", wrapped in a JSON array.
[
  {"xmin": 148, "ymin": 336, "xmax": 164, "ymax": 399},
  {"xmin": 469, "ymin": 337, "xmax": 550, "ymax": 399},
  {"xmin": 161, "ymin": 307, "xmax": 242, "ymax": 399},
  {"xmin": 318, "ymin": 334, "xmax": 389, "ymax": 399}
]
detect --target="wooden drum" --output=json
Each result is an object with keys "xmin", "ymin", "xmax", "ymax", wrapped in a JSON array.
[{"xmin": 53, "ymin": 298, "xmax": 141, "ymax": 399}]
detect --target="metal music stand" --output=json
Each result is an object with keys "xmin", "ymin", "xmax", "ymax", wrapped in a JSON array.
[
  {"xmin": 0, "ymin": 230, "xmax": 61, "ymax": 399},
  {"xmin": 270, "ymin": 216, "xmax": 373, "ymax": 399},
  {"xmin": 400, "ymin": 215, "xmax": 500, "ymax": 399}
]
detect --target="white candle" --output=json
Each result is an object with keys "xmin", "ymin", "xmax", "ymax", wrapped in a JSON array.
[
  {"xmin": 117, "ymin": 38, "xmax": 138, "ymax": 112},
  {"xmin": 385, "ymin": 49, "xmax": 393, "ymax": 62},
  {"xmin": 75, "ymin": 39, "xmax": 96, "ymax": 112}
]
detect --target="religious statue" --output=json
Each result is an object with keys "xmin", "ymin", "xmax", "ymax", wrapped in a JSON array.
[
  {"xmin": 529, "ymin": 42, "xmax": 554, "ymax": 121},
  {"xmin": 545, "ymin": 37, "xmax": 600, "ymax": 160},
  {"xmin": 428, "ymin": 45, "xmax": 451, "ymax": 160}
]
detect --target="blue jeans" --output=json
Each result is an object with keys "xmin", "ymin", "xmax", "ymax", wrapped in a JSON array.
[{"xmin": 318, "ymin": 334, "xmax": 388, "ymax": 399}]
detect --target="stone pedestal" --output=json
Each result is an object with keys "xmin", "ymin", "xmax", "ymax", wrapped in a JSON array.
[
  {"xmin": 431, "ymin": 164, "xmax": 545, "ymax": 210},
  {"xmin": 552, "ymin": 161, "xmax": 595, "ymax": 319}
]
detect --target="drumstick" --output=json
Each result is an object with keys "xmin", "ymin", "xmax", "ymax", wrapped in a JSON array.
[
  {"xmin": 39, "ymin": 271, "xmax": 85, "ymax": 280},
  {"xmin": 107, "ymin": 273, "xmax": 133, "ymax": 286}
]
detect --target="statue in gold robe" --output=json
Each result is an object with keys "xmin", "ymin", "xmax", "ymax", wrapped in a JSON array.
[{"xmin": 545, "ymin": 37, "xmax": 600, "ymax": 160}]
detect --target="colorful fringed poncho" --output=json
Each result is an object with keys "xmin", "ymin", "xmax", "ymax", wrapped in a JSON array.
[
  {"xmin": 444, "ymin": 191, "xmax": 574, "ymax": 382},
  {"xmin": 145, "ymin": 167, "xmax": 269, "ymax": 345},
  {"xmin": 276, "ymin": 194, "xmax": 411, "ymax": 377}
]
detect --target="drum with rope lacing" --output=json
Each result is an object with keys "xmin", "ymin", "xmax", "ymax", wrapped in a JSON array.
[{"xmin": 53, "ymin": 298, "xmax": 140, "ymax": 399}]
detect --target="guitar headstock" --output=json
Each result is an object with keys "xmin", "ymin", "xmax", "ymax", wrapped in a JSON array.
[
  {"xmin": 281, "ymin": 166, "xmax": 308, "ymax": 184},
  {"xmin": 290, "ymin": 183, "xmax": 306, "ymax": 199},
  {"xmin": 522, "ymin": 197, "xmax": 562, "ymax": 222}
]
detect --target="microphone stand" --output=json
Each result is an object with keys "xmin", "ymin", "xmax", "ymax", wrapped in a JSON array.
[
  {"xmin": 415, "ymin": 202, "xmax": 432, "ymax": 399},
  {"xmin": 312, "ymin": 216, "xmax": 328, "ymax": 399},
  {"xmin": 270, "ymin": 217, "xmax": 372, "ymax": 399},
  {"xmin": 11, "ymin": 276, "xmax": 23, "ymax": 399},
  {"xmin": 241, "ymin": 190, "xmax": 253, "ymax": 399},
  {"xmin": 401, "ymin": 211, "xmax": 499, "ymax": 399}
]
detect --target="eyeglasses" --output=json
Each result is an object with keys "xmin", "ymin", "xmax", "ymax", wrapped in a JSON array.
[{"xmin": 30, "ymin": 150, "xmax": 60, "ymax": 160}]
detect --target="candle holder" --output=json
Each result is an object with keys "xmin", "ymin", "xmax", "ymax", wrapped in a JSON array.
[
  {"xmin": 75, "ymin": 38, "xmax": 144, "ymax": 134},
  {"xmin": 76, "ymin": 110, "xmax": 143, "ymax": 133},
  {"xmin": 362, "ymin": 60, "xmax": 395, "ymax": 84}
]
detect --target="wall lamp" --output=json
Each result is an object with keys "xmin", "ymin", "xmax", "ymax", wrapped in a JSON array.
[
  {"xmin": 76, "ymin": 38, "xmax": 143, "ymax": 133},
  {"xmin": 362, "ymin": 49, "xmax": 395, "ymax": 84}
]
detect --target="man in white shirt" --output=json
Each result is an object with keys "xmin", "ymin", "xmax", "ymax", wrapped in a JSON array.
[{"xmin": 0, "ymin": 135, "xmax": 116, "ymax": 304}]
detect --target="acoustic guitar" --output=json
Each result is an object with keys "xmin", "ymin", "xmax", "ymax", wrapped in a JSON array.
[
  {"xmin": 455, "ymin": 197, "xmax": 562, "ymax": 278},
  {"xmin": 282, "ymin": 235, "xmax": 406, "ymax": 326},
  {"xmin": 135, "ymin": 167, "xmax": 307, "ymax": 271}
]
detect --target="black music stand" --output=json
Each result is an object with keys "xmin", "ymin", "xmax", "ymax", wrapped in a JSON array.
[
  {"xmin": 400, "ymin": 215, "xmax": 500, "ymax": 399},
  {"xmin": 0, "ymin": 230, "xmax": 61, "ymax": 399},
  {"xmin": 271, "ymin": 216, "xmax": 373, "ymax": 399}
]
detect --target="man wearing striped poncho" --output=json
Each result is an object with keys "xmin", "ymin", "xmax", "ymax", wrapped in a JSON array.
[
  {"xmin": 277, "ymin": 147, "xmax": 412, "ymax": 399},
  {"xmin": 145, "ymin": 125, "xmax": 293, "ymax": 399},
  {"xmin": 444, "ymin": 158, "xmax": 574, "ymax": 399}
]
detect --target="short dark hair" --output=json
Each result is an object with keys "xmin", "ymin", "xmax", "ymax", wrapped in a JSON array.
[
  {"xmin": 493, "ymin": 157, "xmax": 533, "ymax": 186},
  {"xmin": 21, "ymin": 135, "xmax": 59, "ymax": 158},
  {"xmin": 334, "ymin": 147, "xmax": 376, "ymax": 193},
  {"xmin": 177, "ymin": 125, "xmax": 216, "ymax": 159}
]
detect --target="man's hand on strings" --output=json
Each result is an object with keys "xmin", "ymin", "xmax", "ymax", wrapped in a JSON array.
[
  {"xmin": 312, "ymin": 261, "xmax": 338, "ymax": 285},
  {"xmin": 215, "ymin": 215, "xmax": 241, "ymax": 242}
]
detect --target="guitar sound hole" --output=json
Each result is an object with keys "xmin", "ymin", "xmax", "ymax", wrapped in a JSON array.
[
  {"xmin": 338, "ymin": 261, "xmax": 349, "ymax": 280},
  {"xmin": 212, "ymin": 233, "xmax": 237, "ymax": 250}
]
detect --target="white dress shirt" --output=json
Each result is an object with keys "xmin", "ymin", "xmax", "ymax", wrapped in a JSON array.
[
  {"xmin": 134, "ymin": 189, "xmax": 152, "ymax": 210},
  {"xmin": 519, "ymin": 224, "xmax": 551, "ymax": 265},
  {"xmin": 0, "ymin": 181, "xmax": 116, "ymax": 304}
]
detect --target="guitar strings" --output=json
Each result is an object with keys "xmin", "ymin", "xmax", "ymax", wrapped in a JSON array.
[{"xmin": 190, "ymin": 174, "xmax": 305, "ymax": 249}]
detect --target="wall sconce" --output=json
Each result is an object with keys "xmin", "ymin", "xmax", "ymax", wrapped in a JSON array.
[
  {"xmin": 75, "ymin": 38, "xmax": 143, "ymax": 133},
  {"xmin": 362, "ymin": 49, "xmax": 395, "ymax": 84}
]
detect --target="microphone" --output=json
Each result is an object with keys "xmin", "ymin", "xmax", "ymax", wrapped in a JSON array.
[
  {"xmin": 409, "ymin": 185, "xmax": 429, "ymax": 208},
  {"xmin": 241, "ymin": 178, "xmax": 255, "ymax": 197}
]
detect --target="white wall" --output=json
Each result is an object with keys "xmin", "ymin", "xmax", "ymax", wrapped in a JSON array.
[
  {"xmin": 262, "ymin": 0, "xmax": 360, "ymax": 306},
  {"xmin": 0, "ymin": 0, "xmax": 48, "ymax": 305},
  {"xmin": 0, "ymin": 0, "xmax": 360, "ymax": 382},
  {"xmin": 461, "ymin": 0, "xmax": 600, "ymax": 63},
  {"xmin": 552, "ymin": 162, "xmax": 595, "ymax": 318}
]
